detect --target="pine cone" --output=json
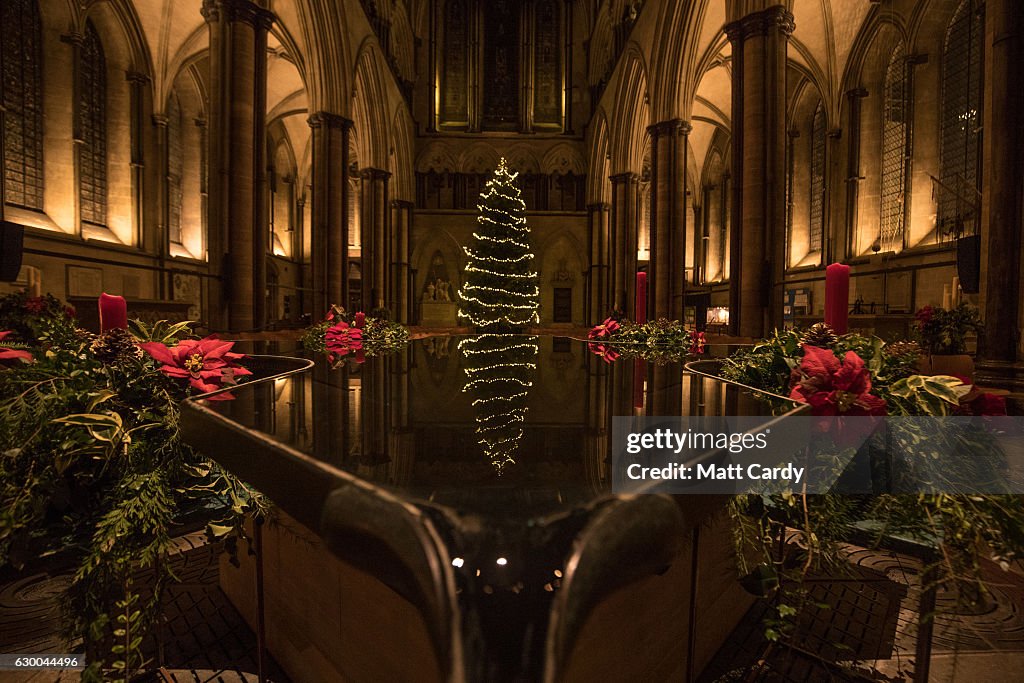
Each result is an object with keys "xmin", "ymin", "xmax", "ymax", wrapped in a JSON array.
[
  {"xmin": 801, "ymin": 322, "xmax": 837, "ymax": 348},
  {"xmin": 91, "ymin": 328, "xmax": 143, "ymax": 365},
  {"xmin": 885, "ymin": 341, "xmax": 922, "ymax": 358}
]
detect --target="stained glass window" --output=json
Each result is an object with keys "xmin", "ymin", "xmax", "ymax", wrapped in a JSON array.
[
  {"xmin": 167, "ymin": 92, "xmax": 183, "ymax": 245},
  {"xmin": 79, "ymin": 21, "xmax": 107, "ymax": 227},
  {"xmin": 938, "ymin": 0, "xmax": 983, "ymax": 240},
  {"xmin": 534, "ymin": 0, "xmax": 561, "ymax": 126},
  {"xmin": 881, "ymin": 42, "xmax": 909, "ymax": 251},
  {"xmin": 809, "ymin": 102, "xmax": 826, "ymax": 253},
  {"xmin": 441, "ymin": 0, "xmax": 468, "ymax": 126},
  {"xmin": 1, "ymin": 0, "xmax": 44, "ymax": 210}
]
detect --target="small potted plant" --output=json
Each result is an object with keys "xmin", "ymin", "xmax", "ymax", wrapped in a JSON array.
[{"xmin": 914, "ymin": 303, "xmax": 982, "ymax": 379}]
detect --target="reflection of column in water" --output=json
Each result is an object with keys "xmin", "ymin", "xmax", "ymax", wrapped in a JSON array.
[
  {"xmin": 312, "ymin": 361, "xmax": 349, "ymax": 468},
  {"xmin": 649, "ymin": 363, "xmax": 684, "ymax": 417},
  {"xmin": 584, "ymin": 350, "xmax": 611, "ymax": 491},
  {"xmin": 388, "ymin": 347, "xmax": 415, "ymax": 486},
  {"xmin": 459, "ymin": 334, "xmax": 539, "ymax": 473},
  {"xmin": 358, "ymin": 356, "xmax": 389, "ymax": 470}
]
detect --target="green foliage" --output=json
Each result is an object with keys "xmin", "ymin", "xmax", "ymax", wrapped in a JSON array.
[
  {"xmin": 128, "ymin": 318, "xmax": 194, "ymax": 345},
  {"xmin": 721, "ymin": 327, "xmax": 920, "ymax": 405},
  {"xmin": 888, "ymin": 374, "xmax": 969, "ymax": 416},
  {"xmin": 603, "ymin": 318, "xmax": 703, "ymax": 363},
  {"xmin": 915, "ymin": 303, "xmax": 982, "ymax": 354},
  {"xmin": 0, "ymin": 291, "xmax": 77, "ymax": 344},
  {"xmin": 725, "ymin": 324, "xmax": 1024, "ymax": 662},
  {"xmin": 300, "ymin": 305, "xmax": 410, "ymax": 359},
  {"xmin": 0, "ymin": 292, "xmax": 267, "ymax": 679}
]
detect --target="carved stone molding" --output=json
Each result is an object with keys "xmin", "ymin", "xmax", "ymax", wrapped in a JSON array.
[
  {"xmin": 724, "ymin": 5, "xmax": 795, "ymax": 42},
  {"xmin": 201, "ymin": 0, "xmax": 274, "ymax": 29},
  {"xmin": 308, "ymin": 112, "xmax": 355, "ymax": 130},
  {"xmin": 646, "ymin": 119, "xmax": 692, "ymax": 138}
]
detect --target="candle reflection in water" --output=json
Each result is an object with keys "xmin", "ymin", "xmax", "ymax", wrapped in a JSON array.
[{"xmin": 458, "ymin": 334, "xmax": 540, "ymax": 473}]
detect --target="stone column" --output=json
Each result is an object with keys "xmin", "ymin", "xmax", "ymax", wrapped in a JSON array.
[
  {"xmin": 391, "ymin": 199, "xmax": 414, "ymax": 324},
  {"xmin": 586, "ymin": 202, "xmax": 611, "ymax": 321},
  {"xmin": 978, "ymin": 0, "xmax": 1024, "ymax": 386},
  {"xmin": 202, "ymin": 0, "xmax": 273, "ymax": 332},
  {"xmin": 152, "ymin": 114, "xmax": 170, "ymax": 298},
  {"xmin": 647, "ymin": 119, "xmax": 691, "ymax": 321},
  {"xmin": 360, "ymin": 168, "xmax": 391, "ymax": 311},
  {"xmin": 308, "ymin": 113, "xmax": 352, "ymax": 316},
  {"xmin": 609, "ymin": 172, "xmax": 639, "ymax": 318},
  {"xmin": 725, "ymin": 6, "xmax": 794, "ymax": 338}
]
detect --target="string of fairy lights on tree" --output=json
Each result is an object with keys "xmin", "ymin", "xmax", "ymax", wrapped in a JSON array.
[
  {"xmin": 459, "ymin": 334, "xmax": 539, "ymax": 473},
  {"xmin": 457, "ymin": 158, "xmax": 540, "ymax": 330}
]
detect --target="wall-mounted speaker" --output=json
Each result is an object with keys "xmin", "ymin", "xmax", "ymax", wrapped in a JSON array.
[
  {"xmin": 0, "ymin": 221, "xmax": 25, "ymax": 282},
  {"xmin": 956, "ymin": 235, "xmax": 981, "ymax": 294}
]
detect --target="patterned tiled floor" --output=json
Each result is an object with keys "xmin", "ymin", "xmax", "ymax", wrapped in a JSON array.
[
  {"xmin": 700, "ymin": 542, "xmax": 1024, "ymax": 682},
  {"xmin": 0, "ymin": 532, "xmax": 287, "ymax": 683},
  {"xmin": 5, "ymin": 531, "xmax": 1024, "ymax": 682}
]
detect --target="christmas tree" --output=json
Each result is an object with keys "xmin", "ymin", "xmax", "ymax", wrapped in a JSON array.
[{"xmin": 457, "ymin": 158, "xmax": 540, "ymax": 330}]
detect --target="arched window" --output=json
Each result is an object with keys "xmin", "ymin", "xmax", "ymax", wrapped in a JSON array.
[
  {"xmin": 533, "ymin": 0, "xmax": 561, "ymax": 126},
  {"xmin": 167, "ymin": 92, "xmax": 184, "ymax": 246},
  {"xmin": 1, "ymin": 0, "xmax": 45, "ymax": 210},
  {"xmin": 441, "ymin": 0, "xmax": 468, "ymax": 127},
  {"xmin": 808, "ymin": 102, "xmax": 827, "ymax": 253},
  {"xmin": 938, "ymin": 0, "xmax": 982, "ymax": 239},
  {"xmin": 881, "ymin": 42, "xmax": 910, "ymax": 251},
  {"xmin": 79, "ymin": 21, "xmax": 108, "ymax": 228}
]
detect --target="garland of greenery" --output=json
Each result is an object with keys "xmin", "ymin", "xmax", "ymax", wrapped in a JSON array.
[
  {"xmin": 301, "ymin": 305, "xmax": 410, "ymax": 363},
  {"xmin": 718, "ymin": 323, "xmax": 1023, "ymax": 670},
  {"xmin": 0, "ymin": 292, "xmax": 266, "ymax": 682},
  {"xmin": 586, "ymin": 316, "xmax": 706, "ymax": 364}
]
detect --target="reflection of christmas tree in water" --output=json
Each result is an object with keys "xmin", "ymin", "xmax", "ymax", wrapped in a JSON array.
[
  {"xmin": 457, "ymin": 157, "xmax": 540, "ymax": 331},
  {"xmin": 459, "ymin": 334, "xmax": 539, "ymax": 473}
]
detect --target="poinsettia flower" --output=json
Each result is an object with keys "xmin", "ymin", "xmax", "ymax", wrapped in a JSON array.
[
  {"xmin": 24, "ymin": 297, "xmax": 46, "ymax": 314},
  {"xmin": 139, "ymin": 336, "xmax": 251, "ymax": 400},
  {"xmin": 689, "ymin": 330, "xmax": 706, "ymax": 355},
  {"xmin": 589, "ymin": 342, "xmax": 620, "ymax": 364},
  {"xmin": 0, "ymin": 331, "xmax": 33, "ymax": 365},
  {"xmin": 325, "ymin": 320, "xmax": 363, "ymax": 363},
  {"xmin": 790, "ymin": 345, "xmax": 887, "ymax": 417},
  {"xmin": 588, "ymin": 317, "xmax": 620, "ymax": 340},
  {"xmin": 915, "ymin": 305, "xmax": 934, "ymax": 327}
]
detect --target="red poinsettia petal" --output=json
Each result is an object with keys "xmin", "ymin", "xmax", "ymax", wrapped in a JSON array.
[
  {"xmin": 800, "ymin": 345, "xmax": 841, "ymax": 380},
  {"xmin": 189, "ymin": 377, "xmax": 223, "ymax": 393},
  {"xmin": 159, "ymin": 365, "xmax": 189, "ymax": 378},
  {"xmin": 139, "ymin": 341, "xmax": 176, "ymax": 365},
  {"xmin": 833, "ymin": 351, "xmax": 870, "ymax": 393},
  {"xmin": 0, "ymin": 348, "xmax": 33, "ymax": 362},
  {"xmin": 195, "ymin": 338, "xmax": 234, "ymax": 360},
  {"xmin": 0, "ymin": 331, "xmax": 11, "ymax": 342},
  {"xmin": 853, "ymin": 393, "xmax": 888, "ymax": 416}
]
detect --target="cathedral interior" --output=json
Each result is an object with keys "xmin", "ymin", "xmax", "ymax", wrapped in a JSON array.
[
  {"xmin": 2, "ymin": 0, "xmax": 1019, "ymax": 366},
  {"xmin": 2, "ymin": 1, "xmax": 1024, "ymax": 681}
]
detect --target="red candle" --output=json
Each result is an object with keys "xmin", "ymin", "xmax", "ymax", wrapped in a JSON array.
[
  {"xmin": 824, "ymin": 263, "xmax": 850, "ymax": 334},
  {"xmin": 635, "ymin": 271, "xmax": 647, "ymax": 324},
  {"xmin": 99, "ymin": 293, "xmax": 128, "ymax": 332}
]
